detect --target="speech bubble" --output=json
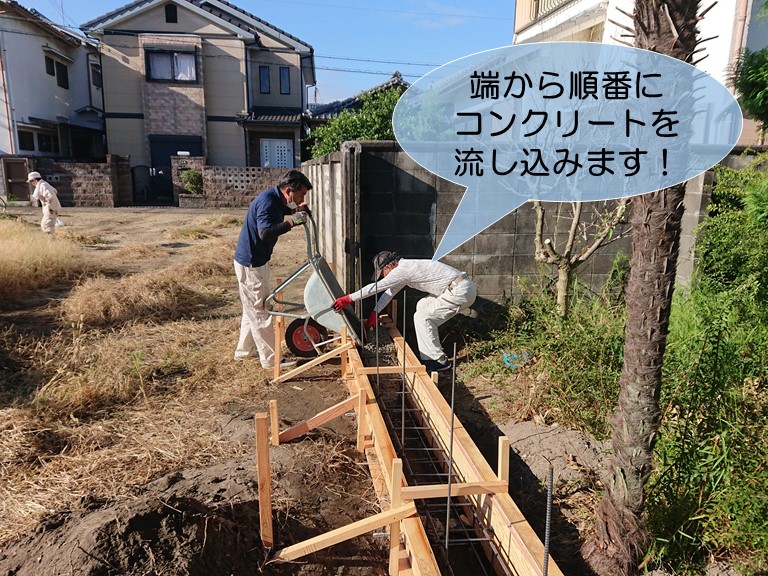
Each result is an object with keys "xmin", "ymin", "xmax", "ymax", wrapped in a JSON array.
[{"xmin": 392, "ymin": 42, "xmax": 743, "ymax": 261}]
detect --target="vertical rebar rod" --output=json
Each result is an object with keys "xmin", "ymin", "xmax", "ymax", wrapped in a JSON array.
[
  {"xmin": 543, "ymin": 463, "xmax": 553, "ymax": 576},
  {"xmin": 357, "ymin": 247, "xmax": 365, "ymax": 348},
  {"xmin": 373, "ymin": 275, "xmax": 380, "ymax": 393},
  {"xmin": 401, "ymin": 290, "xmax": 407, "ymax": 444},
  {"xmin": 445, "ymin": 342, "xmax": 457, "ymax": 551}
]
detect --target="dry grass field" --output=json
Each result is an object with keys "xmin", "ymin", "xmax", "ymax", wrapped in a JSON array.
[{"xmin": 0, "ymin": 207, "xmax": 388, "ymax": 575}]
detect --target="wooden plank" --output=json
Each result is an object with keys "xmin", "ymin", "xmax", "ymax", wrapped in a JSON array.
[
  {"xmin": 356, "ymin": 366, "xmax": 427, "ymax": 375},
  {"xmin": 278, "ymin": 393, "xmax": 359, "ymax": 443},
  {"xmin": 254, "ymin": 413, "xmax": 273, "ymax": 549},
  {"xmin": 272, "ymin": 341, "xmax": 354, "ymax": 384},
  {"xmin": 273, "ymin": 502, "xmax": 417, "ymax": 562},
  {"xmin": 400, "ymin": 480, "xmax": 508, "ymax": 500}
]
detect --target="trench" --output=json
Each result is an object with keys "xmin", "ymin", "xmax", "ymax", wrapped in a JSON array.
[{"xmin": 361, "ymin": 330, "xmax": 514, "ymax": 576}]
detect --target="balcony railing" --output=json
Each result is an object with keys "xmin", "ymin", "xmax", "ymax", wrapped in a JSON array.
[{"xmin": 515, "ymin": 0, "xmax": 576, "ymax": 32}]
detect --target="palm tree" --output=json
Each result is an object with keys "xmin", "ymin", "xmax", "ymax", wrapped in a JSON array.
[{"xmin": 583, "ymin": 1, "xmax": 701, "ymax": 574}]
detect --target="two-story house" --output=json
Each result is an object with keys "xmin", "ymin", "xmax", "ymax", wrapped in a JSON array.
[
  {"xmin": 81, "ymin": 0, "xmax": 315, "ymax": 202},
  {"xmin": 513, "ymin": 0, "xmax": 768, "ymax": 144},
  {"xmin": 0, "ymin": 0, "xmax": 104, "ymax": 200}
]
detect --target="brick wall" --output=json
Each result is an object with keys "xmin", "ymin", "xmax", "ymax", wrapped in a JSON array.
[{"xmin": 34, "ymin": 155, "xmax": 130, "ymax": 207}]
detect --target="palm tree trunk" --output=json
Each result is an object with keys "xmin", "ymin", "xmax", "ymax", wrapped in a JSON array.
[
  {"xmin": 584, "ymin": 186, "xmax": 686, "ymax": 575},
  {"xmin": 583, "ymin": 0, "xmax": 699, "ymax": 572}
]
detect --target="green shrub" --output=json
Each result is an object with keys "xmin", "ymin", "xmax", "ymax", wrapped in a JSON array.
[
  {"xmin": 647, "ymin": 288, "xmax": 768, "ymax": 574},
  {"xmin": 180, "ymin": 170, "xmax": 203, "ymax": 195},
  {"xmin": 465, "ymin": 281, "xmax": 625, "ymax": 438}
]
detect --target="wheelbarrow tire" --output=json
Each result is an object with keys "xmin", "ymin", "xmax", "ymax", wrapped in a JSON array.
[{"xmin": 285, "ymin": 318, "xmax": 328, "ymax": 358}]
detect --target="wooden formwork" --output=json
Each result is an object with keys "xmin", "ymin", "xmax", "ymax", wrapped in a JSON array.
[{"xmin": 259, "ymin": 324, "xmax": 563, "ymax": 576}]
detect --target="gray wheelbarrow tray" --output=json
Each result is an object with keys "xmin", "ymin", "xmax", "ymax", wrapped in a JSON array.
[{"xmin": 265, "ymin": 214, "xmax": 363, "ymax": 355}]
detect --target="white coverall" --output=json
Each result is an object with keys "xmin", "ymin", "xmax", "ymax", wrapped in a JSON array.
[
  {"xmin": 349, "ymin": 259, "xmax": 477, "ymax": 364},
  {"xmin": 31, "ymin": 180, "xmax": 61, "ymax": 236}
]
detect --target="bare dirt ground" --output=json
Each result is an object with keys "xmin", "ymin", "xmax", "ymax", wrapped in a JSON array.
[{"xmin": 0, "ymin": 206, "xmax": 605, "ymax": 576}]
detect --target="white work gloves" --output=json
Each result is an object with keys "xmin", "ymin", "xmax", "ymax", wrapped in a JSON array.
[{"xmin": 291, "ymin": 211, "xmax": 308, "ymax": 226}]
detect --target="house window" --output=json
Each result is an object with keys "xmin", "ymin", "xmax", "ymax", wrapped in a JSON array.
[
  {"xmin": 55, "ymin": 61, "xmax": 69, "ymax": 89},
  {"xmin": 165, "ymin": 4, "xmax": 177, "ymax": 23},
  {"xmin": 259, "ymin": 66, "xmax": 270, "ymax": 94},
  {"xmin": 146, "ymin": 50, "xmax": 197, "ymax": 82},
  {"xmin": 90, "ymin": 63, "xmax": 102, "ymax": 88},
  {"xmin": 18, "ymin": 130, "xmax": 35, "ymax": 151},
  {"xmin": 37, "ymin": 133, "xmax": 60, "ymax": 153},
  {"xmin": 279, "ymin": 66, "xmax": 290, "ymax": 95},
  {"xmin": 44, "ymin": 53, "xmax": 70, "ymax": 88}
]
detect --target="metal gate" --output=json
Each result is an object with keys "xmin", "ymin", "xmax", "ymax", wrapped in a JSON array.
[
  {"xmin": 131, "ymin": 165, "xmax": 174, "ymax": 205},
  {"xmin": 2, "ymin": 158, "xmax": 30, "ymax": 200}
]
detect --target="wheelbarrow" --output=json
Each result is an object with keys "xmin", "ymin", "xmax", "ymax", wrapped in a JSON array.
[{"xmin": 265, "ymin": 214, "xmax": 363, "ymax": 357}]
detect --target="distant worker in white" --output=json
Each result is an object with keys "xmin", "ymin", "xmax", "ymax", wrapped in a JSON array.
[
  {"xmin": 333, "ymin": 251, "xmax": 477, "ymax": 373},
  {"xmin": 27, "ymin": 171, "xmax": 61, "ymax": 239}
]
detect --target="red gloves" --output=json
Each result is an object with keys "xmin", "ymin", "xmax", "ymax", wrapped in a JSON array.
[
  {"xmin": 364, "ymin": 311, "xmax": 378, "ymax": 331},
  {"xmin": 332, "ymin": 294, "xmax": 353, "ymax": 312}
]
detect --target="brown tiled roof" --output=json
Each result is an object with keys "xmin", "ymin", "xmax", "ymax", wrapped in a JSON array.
[
  {"xmin": 236, "ymin": 107, "xmax": 304, "ymax": 126},
  {"xmin": 308, "ymin": 71, "xmax": 409, "ymax": 120}
]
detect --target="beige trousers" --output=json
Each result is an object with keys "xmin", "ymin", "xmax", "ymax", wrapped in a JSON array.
[{"xmin": 234, "ymin": 260, "xmax": 275, "ymax": 367}]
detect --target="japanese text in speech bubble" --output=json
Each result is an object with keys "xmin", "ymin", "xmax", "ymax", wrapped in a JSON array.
[{"xmin": 392, "ymin": 42, "xmax": 743, "ymax": 260}]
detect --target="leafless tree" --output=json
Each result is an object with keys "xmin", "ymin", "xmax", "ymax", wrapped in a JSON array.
[{"xmin": 533, "ymin": 199, "xmax": 629, "ymax": 317}]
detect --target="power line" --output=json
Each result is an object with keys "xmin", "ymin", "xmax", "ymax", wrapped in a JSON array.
[
  {"xmin": 315, "ymin": 54, "xmax": 442, "ymax": 67},
  {"xmin": 258, "ymin": 0, "xmax": 514, "ymax": 20}
]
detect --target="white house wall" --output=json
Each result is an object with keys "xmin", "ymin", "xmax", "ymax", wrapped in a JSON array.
[{"xmin": 0, "ymin": 15, "xmax": 94, "ymax": 155}]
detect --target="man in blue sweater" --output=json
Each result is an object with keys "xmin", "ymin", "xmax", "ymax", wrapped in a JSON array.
[{"xmin": 234, "ymin": 169, "xmax": 312, "ymax": 368}]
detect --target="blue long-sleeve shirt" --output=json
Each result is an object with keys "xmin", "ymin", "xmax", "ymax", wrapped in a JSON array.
[{"xmin": 234, "ymin": 186, "xmax": 292, "ymax": 267}]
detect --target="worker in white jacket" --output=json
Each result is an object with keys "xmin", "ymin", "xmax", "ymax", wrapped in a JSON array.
[
  {"xmin": 333, "ymin": 251, "xmax": 477, "ymax": 373},
  {"xmin": 27, "ymin": 171, "xmax": 61, "ymax": 238}
]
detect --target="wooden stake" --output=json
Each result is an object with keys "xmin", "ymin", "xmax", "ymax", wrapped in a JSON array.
[
  {"xmin": 273, "ymin": 316, "xmax": 285, "ymax": 381},
  {"xmin": 389, "ymin": 459, "xmax": 403, "ymax": 575},
  {"xmin": 269, "ymin": 400, "xmax": 279, "ymax": 446},
  {"xmin": 498, "ymin": 436, "xmax": 510, "ymax": 486},
  {"xmin": 356, "ymin": 388, "xmax": 369, "ymax": 453},
  {"xmin": 340, "ymin": 325, "xmax": 348, "ymax": 376},
  {"xmin": 273, "ymin": 278, "xmax": 285, "ymax": 381},
  {"xmin": 255, "ymin": 413, "xmax": 273, "ymax": 549}
]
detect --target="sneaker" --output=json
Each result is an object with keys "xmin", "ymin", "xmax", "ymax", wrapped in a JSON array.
[{"xmin": 424, "ymin": 359, "xmax": 452, "ymax": 373}]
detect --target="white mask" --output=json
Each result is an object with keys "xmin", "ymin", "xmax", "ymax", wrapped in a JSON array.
[{"xmin": 286, "ymin": 200, "xmax": 298, "ymax": 210}]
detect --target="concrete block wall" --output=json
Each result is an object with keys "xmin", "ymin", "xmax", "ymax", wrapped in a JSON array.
[
  {"xmin": 352, "ymin": 142, "xmax": 634, "ymax": 303},
  {"xmin": 202, "ymin": 165, "xmax": 285, "ymax": 208}
]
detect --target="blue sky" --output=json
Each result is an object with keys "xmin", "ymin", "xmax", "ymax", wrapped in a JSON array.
[{"xmin": 22, "ymin": 0, "xmax": 516, "ymax": 102}]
